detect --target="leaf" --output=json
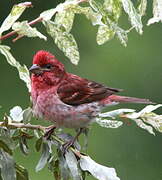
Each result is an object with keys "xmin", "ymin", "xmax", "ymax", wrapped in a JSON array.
[
  {"xmin": 80, "ymin": 155, "xmax": 120, "ymax": 180},
  {"xmin": 43, "ymin": 20, "xmax": 79, "ymax": 65},
  {"xmin": 0, "ymin": 140, "xmax": 13, "ymax": 155},
  {"xmin": 35, "ymin": 137, "xmax": 43, "ymax": 152},
  {"xmin": 0, "ymin": 45, "xmax": 31, "ymax": 92},
  {"xmin": 12, "ymin": 21, "xmax": 47, "ymax": 40},
  {"xmin": 15, "ymin": 164, "xmax": 29, "ymax": 180},
  {"xmin": 121, "ymin": 0, "xmax": 143, "ymax": 34},
  {"xmin": 65, "ymin": 150, "xmax": 82, "ymax": 180},
  {"xmin": 58, "ymin": 150, "xmax": 70, "ymax": 180},
  {"xmin": 55, "ymin": 10, "xmax": 75, "ymax": 33},
  {"xmin": 35, "ymin": 142, "xmax": 51, "ymax": 172},
  {"xmin": 97, "ymin": 25, "xmax": 115, "ymax": 45},
  {"xmin": 74, "ymin": 6, "xmax": 103, "ymax": 26},
  {"xmin": 103, "ymin": 0, "xmax": 122, "ymax": 22},
  {"xmin": 142, "ymin": 113, "xmax": 162, "ymax": 133},
  {"xmin": 133, "ymin": 118, "xmax": 155, "ymax": 135},
  {"xmin": 40, "ymin": 0, "xmax": 81, "ymax": 21},
  {"xmin": 19, "ymin": 137, "xmax": 29, "ymax": 155},
  {"xmin": 96, "ymin": 118, "xmax": 123, "ymax": 128},
  {"xmin": 147, "ymin": 0, "xmax": 162, "ymax": 25},
  {"xmin": 113, "ymin": 24, "xmax": 128, "ymax": 46},
  {"xmin": 0, "ymin": 2, "xmax": 32, "ymax": 35},
  {"xmin": 99, "ymin": 108, "xmax": 135, "ymax": 118},
  {"xmin": 22, "ymin": 107, "xmax": 33, "ymax": 123},
  {"xmin": 48, "ymin": 159, "xmax": 61, "ymax": 180},
  {"xmin": 0, "ymin": 149, "xmax": 16, "ymax": 180},
  {"xmin": 138, "ymin": 0, "xmax": 147, "ymax": 16},
  {"xmin": 10, "ymin": 106, "xmax": 23, "ymax": 122},
  {"xmin": 123, "ymin": 104, "xmax": 162, "ymax": 135},
  {"xmin": 125, "ymin": 104, "xmax": 162, "ymax": 119}
]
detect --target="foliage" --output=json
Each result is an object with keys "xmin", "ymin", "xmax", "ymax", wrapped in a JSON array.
[{"xmin": 0, "ymin": 0, "xmax": 162, "ymax": 180}]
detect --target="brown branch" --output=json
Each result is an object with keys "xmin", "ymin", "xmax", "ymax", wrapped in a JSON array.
[
  {"xmin": 0, "ymin": 121, "xmax": 82, "ymax": 158},
  {"xmin": 0, "ymin": 121, "xmax": 45, "ymax": 131},
  {"xmin": 0, "ymin": 17, "xmax": 43, "ymax": 41}
]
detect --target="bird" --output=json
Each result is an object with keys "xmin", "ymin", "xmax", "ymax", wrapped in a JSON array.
[{"xmin": 29, "ymin": 50, "xmax": 153, "ymax": 150}]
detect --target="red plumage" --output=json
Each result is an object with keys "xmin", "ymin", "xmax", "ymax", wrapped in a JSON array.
[{"xmin": 30, "ymin": 50, "xmax": 153, "ymax": 128}]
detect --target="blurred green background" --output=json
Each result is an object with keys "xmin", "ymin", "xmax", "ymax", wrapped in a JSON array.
[{"xmin": 0, "ymin": 0, "xmax": 162, "ymax": 180}]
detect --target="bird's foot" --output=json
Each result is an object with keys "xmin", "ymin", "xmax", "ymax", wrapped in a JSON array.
[
  {"xmin": 44, "ymin": 125, "xmax": 56, "ymax": 140},
  {"xmin": 61, "ymin": 139, "xmax": 75, "ymax": 155}
]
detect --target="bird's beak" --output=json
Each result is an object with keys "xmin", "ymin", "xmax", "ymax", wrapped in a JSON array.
[{"xmin": 29, "ymin": 64, "xmax": 43, "ymax": 75}]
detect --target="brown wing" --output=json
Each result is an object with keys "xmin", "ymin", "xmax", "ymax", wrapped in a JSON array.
[{"xmin": 57, "ymin": 73, "xmax": 122, "ymax": 106}]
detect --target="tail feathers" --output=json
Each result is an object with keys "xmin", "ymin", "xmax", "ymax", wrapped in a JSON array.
[{"xmin": 109, "ymin": 95, "xmax": 155, "ymax": 104}]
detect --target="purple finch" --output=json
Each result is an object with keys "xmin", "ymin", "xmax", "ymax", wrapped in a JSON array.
[{"xmin": 29, "ymin": 50, "xmax": 153, "ymax": 148}]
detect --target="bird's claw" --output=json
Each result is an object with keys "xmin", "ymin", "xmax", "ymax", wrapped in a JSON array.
[
  {"xmin": 44, "ymin": 125, "xmax": 56, "ymax": 140},
  {"xmin": 61, "ymin": 140, "xmax": 74, "ymax": 155}
]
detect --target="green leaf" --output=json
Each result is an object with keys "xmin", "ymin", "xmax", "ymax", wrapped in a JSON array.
[
  {"xmin": 138, "ymin": 0, "xmax": 147, "ymax": 16},
  {"xmin": 0, "ymin": 2, "xmax": 31, "ymax": 35},
  {"xmin": 43, "ymin": 20, "xmax": 79, "ymax": 65},
  {"xmin": 121, "ymin": 0, "xmax": 143, "ymax": 34},
  {"xmin": 0, "ymin": 140, "xmax": 13, "ymax": 156},
  {"xmin": 12, "ymin": 21, "xmax": 47, "ymax": 40},
  {"xmin": 65, "ymin": 150, "xmax": 81, "ymax": 180},
  {"xmin": 22, "ymin": 107, "xmax": 33, "ymax": 123},
  {"xmin": 147, "ymin": 0, "xmax": 162, "ymax": 25},
  {"xmin": 19, "ymin": 137, "xmax": 29, "ymax": 155},
  {"xmin": 48, "ymin": 158, "xmax": 61, "ymax": 180},
  {"xmin": 55, "ymin": 10, "xmax": 75, "ymax": 33},
  {"xmin": 0, "ymin": 149, "xmax": 16, "ymax": 180},
  {"xmin": 35, "ymin": 142, "xmax": 51, "ymax": 172},
  {"xmin": 97, "ymin": 25, "xmax": 115, "ymax": 45},
  {"xmin": 35, "ymin": 137, "xmax": 43, "ymax": 152},
  {"xmin": 80, "ymin": 155, "xmax": 120, "ymax": 180},
  {"xmin": 15, "ymin": 164, "xmax": 29, "ymax": 180},
  {"xmin": 0, "ymin": 45, "xmax": 31, "ymax": 92}
]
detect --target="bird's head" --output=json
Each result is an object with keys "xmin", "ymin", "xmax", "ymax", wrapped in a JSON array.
[{"xmin": 29, "ymin": 50, "xmax": 66, "ymax": 87}]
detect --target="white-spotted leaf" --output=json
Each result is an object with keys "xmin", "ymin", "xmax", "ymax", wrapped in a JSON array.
[
  {"xmin": 0, "ymin": 2, "xmax": 32, "ymax": 35},
  {"xmin": 10, "ymin": 106, "xmax": 23, "ymax": 122},
  {"xmin": 12, "ymin": 21, "xmax": 47, "ymax": 40},
  {"xmin": 96, "ymin": 118, "xmax": 123, "ymax": 128},
  {"xmin": 138, "ymin": 0, "xmax": 147, "ymax": 16},
  {"xmin": 97, "ymin": 25, "xmax": 115, "ymax": 45},
  {"xmin": 147, "ymin": 0, "xmax": 162, "ymax": 25},
  {"xmin": 121, "ymin": 0, "xmax": 143, "ymax": 34},
  {"xmin": 65, "ymin": 151, "xmax": 82, "ymax": 180},
  {"xmin": 80, "ymin": 155, "xmax": 120, "ymax": 180},
  {"xmin": 43, "ymin": 20, "xmax": 79, "ymax": 65}
]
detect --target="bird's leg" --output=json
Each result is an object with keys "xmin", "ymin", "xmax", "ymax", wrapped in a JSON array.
[
  {"xmin": 62, "ymin": 127, "xmax": 85, "ymax": 154},
  {"xmin": 44, "ymin": 125, "xmax": 56, "ymax": 140}
]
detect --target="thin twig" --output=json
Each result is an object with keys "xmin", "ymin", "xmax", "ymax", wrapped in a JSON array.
[{"xmin": 0, "ymin": 17, "xmax": 43, "ymax": 41}]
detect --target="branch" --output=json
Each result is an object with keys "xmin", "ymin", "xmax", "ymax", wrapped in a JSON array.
[
  {"xmin": 0, "ymin": 121, "xmax": 82, "ymax": 158},
  {"xmin": 0, "ymin": 17, "xmax": 43, "ymax": 41}
]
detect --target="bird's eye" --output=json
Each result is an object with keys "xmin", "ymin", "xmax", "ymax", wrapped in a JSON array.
[{"xmin": 45, "ymin": 64, "xmax": 53, "ymax": 69}]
